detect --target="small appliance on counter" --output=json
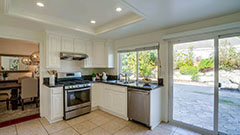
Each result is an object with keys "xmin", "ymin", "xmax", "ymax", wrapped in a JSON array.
[
  {"xmin": 57, "ymin": 72, "xmax": 91, "ymax": 120},
  {"xmin": 102, "ymin": 72, "xmax": 107, "ymax": 81}
]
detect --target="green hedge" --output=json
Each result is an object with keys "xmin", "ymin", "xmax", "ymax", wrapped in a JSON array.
[{"xmin": 179, "ymin": 65, "xmax": 198, "ymax": 75}]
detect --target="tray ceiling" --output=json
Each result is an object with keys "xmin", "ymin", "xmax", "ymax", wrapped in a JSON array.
[
  {"xmin": 6, "ymin": 0, "xmax": 143, "ymax": 34},
  {"xmin": 1, "ymin": 0, "xmax": 240, "ymax": 39}
]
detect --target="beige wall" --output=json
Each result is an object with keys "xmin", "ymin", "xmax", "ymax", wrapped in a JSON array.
[
  {"xmin": 0, "ymin": 38, "xmax": 39, "ymax": 55},
  {"xmin": 0, "ymin": 37, "xmax": 39, "ymax": 79}
]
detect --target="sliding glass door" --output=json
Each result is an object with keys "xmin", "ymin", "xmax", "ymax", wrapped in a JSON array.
[
  {"xmin": 218, "ymin": 35, "xmax": 240, "ymax": 135},
  {"xmin": 170, "ymin": 34, "xmax": 240, "ymax": 134},
  {"xmin": 172, "ymin": 39, "xmax": 215, "ymax": 131}
]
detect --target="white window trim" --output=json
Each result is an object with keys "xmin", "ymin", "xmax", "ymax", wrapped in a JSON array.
[{"xmin": 118, "ymin": 45, "xmax": 159, "ymax": 82}]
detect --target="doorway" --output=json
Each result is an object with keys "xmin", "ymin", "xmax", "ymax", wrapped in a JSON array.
[
  {"xmin": 0, "ymin": 37, "xmax": 40, "ymax": 124},
  {"xmin": 169, "ymin": 34, "xmax": 240, "ymax": 135}
]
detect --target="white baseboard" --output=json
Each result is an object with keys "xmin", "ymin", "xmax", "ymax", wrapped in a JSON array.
[{"xmin": 45, "ymin": 116, "xmax": 63, "ymax": 124}]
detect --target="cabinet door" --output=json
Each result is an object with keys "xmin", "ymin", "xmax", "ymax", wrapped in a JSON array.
[
  {"xmin": 84, "ymin": 41, "xmax": 93, "ymax": 68},
  {"xmin": 91, "ymin": 84, "xmax": 99, "ymax": 108},
  {"xmin": 74, "ymin": 39, "xmax": 86, "ymax": 53},
  {"xmin": 61, "ymin": 36, "xmax": 74, "ymax": 52},
  {"xmin": 46, "ymin": 33, "xmax": 61, "ymax": 68},
  {"xmin": 93, "ymin": 41, "xmax": 105, "ymax": 67},
  {"xmin": 112, "ymin": 91, "xmax": 127, "ymax": 117},
  {"xmin": 103, "ymin": 89, "xmax": 113, "ymax": 111},
  {"xmin": 52, "ymin": 93, "xmax": 63, "ymax": 120}
]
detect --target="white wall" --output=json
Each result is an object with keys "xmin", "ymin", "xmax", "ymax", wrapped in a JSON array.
[
  {"xmin": 59, "ymin": 60, "xmax": 92, "ymax": 75},
  {"xmin": 113, "ymin": 12, "xmax": 240, "ymax": 122}
]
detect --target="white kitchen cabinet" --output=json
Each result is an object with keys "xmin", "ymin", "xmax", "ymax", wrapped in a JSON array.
[
  {"xmin": 83, "ymin": 40, "xmax": 114, "ymax": 68},
  {"xmin": 84, "ymin": 41, "xmax": 93, "ymax": 68},
  {"xmin": 45, "ymin": 32, "xmax": 61, "ymax": 68},
  {"xmin": 42, "ymin": 85, "xmax": 63, "ymax": 123},
  {"xmin": 61, "ymin": 36, "xmax": 74, "ymax": 52},
  {"xmin": 74, "ymin": 39, "xmax": 86, "ymax": 53},
  {"xmin": 90, "ymin": 83, "xmax": 127, "ymax": 119},
  {"xmin": 92, "ymin": 41, "xmax": 105, "ymax": 67},
  {"xmin": 102, "ymin": 84, "xmax": 128, "ymax": 119},
  {"xmin": 112, "ymin": 90, "xmax": 127, "ymax": 117},
  {"xmin": 91, "ymin": 83, "xmax": 104, "ymax": 110},
  {"xmin": 103, "ymin": 88, "xmax": 114, "ymax": 111},
  {"xmin": 91, "ymin": 83, "xmax": 100, "ymax": 109}
]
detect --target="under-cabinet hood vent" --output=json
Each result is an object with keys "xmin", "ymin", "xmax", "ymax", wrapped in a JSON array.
[{"xmin": 60, "ymin": 52, "xmax": 88, "ymax": 61}]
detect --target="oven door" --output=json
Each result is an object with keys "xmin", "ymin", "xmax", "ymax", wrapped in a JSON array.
[{"xmin": 65, "ymin": 87, "xmax": 91, "ymax": 112}]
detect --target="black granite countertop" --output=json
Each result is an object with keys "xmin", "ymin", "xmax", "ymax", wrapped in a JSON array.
[
  {"xmin": 43, "ymin": 83, "xmax": 64, "ymax": 88},
  {"xmin": 43, "ymin": 79, "xmax": 162, "ymax": 90},
  {"xmin": 98, "ymin": 80, "xmax": 162, "ymax": 90}
]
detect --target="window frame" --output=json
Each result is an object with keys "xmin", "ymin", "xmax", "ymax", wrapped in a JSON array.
[{"xmin": 118, "ymin": 46, "xmax": 159, "ymax": 82}]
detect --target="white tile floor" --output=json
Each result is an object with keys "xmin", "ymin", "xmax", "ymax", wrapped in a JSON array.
[{"xmin": 0, "ymin": 109, "xmax": 202, "ymax": 135}]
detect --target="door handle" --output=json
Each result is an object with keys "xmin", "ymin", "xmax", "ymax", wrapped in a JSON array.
[
  {"xmin": 128, "ymin": 90, "xmax": 149, "ymax": 95},
  {"xmin": 218, "ymin": 83, "xmax": 221, "ymax": 88}
]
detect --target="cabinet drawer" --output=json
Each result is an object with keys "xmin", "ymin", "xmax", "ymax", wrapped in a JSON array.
[
  {"xmin": 104, "ymin": 84, "xmax": 127, "ymax": 93},
  {"xmin": 52, "ymin": 88, "xmax": 63, "ymax": 94}
]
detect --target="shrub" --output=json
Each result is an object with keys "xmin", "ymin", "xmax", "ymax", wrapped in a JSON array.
[
  {"xmin": 198, "ymin": 58, "xmax": 214, "ymax": 72},
  {"xmin": 179, "ymin": 65, "xmax": 198, "ymax": 75},
  {"xmin": 174, "ymin": 46, "xmax": 194, "ymax": 69},
  {"xmin": 191, "ymin": 73, "xmax": 199, "ymax": 81}
]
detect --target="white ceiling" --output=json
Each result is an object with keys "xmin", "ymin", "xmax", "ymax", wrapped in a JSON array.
[
  {"xmin": 1, "ymin": 0, "xmax": 240, "ymax": 39},
  {"xmin": 8, "ymin": 0, "xmax": 143, "ymax": 34}
]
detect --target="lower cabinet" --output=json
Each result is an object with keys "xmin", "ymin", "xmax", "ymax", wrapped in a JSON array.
[
  {"xmin": 42, "ymin": 85, "xmax": 63, "ymax": 123},
  {"xmin": 112, "ymin": 90, "xmax": 127, "ymax": 117},
  {"xmin": 91, "ymin": 83, "xmax": 100, "ymax": 108},
  {"xmin": 91, "ymin": 83, "xmax": 127, "ymax": 119}
]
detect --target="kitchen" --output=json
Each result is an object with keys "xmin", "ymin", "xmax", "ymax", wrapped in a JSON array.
[{"xmin": 0, "ymin": 0, "xmax": 240, "ymax": 135}]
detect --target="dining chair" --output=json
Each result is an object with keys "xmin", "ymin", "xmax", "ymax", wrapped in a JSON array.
[
  {"xmin": 19, "ymin": 78, "xmax": 38, "ymax": 110},
  {"xmin": 0, "ymin": 93, "xmax": 9, "ymax": 110}
]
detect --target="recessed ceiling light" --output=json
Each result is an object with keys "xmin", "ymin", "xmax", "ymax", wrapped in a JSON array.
[
  {"xmin": 36, "ymin": 2, "xmax": 44, "ymax": 7},
  {"xmin": 90, "ymin": 20, "xmax": 96, "ymax": 24},
  {"xmin": 116, "ymin": 7, "xmax": 122, "ymax": 12}
]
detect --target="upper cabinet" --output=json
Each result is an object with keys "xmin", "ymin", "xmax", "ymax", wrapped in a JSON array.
[
  {"xmin": 45, "ymin": 31, "xmax": 114, "ymax": 69},
  {"xmin": 61, "ymin": 36, "xmax": 74, "ymax": 52},
  {"xmin": 84, "ymin": 41, "xmax": 93, "ymax": 68},
  {"xmin": 74, "ymin": 39, "xmax": 86, "ymax": 54},
  {"xmin": 92, "ymin": 41, "xmax": 106, "ymax": 67},
  {"xmin": 45, "ymin": 32, "xmax": 61, "ymax": 69},
  {"xmin": 84, "ymin": 40, "xmax": 114, "ymax": 68}
]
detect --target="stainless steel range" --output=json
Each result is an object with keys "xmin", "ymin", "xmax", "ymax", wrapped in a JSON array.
[{"xmin": 57, "ymin": 72, "xmax": 91, "ymax": 120}]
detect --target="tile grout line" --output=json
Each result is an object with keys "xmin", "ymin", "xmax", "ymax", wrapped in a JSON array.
[
  {"xmin": 65, "ymin": 120, "xmax": 81, "ymax": 135},
  {"xmin": 38, "ymin": 118, "xmax": 50, "ymax": 135},
  {"xmin": 14, "ymin": 124, "xmax": 19, "ymax": 135}
]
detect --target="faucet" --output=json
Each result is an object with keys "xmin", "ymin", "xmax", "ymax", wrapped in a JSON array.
[{"xmin": 119, "ymin": 73, "xmax": 129, "ymax": 82}]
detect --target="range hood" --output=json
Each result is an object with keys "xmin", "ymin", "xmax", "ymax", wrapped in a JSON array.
[{"xmin": 60, "ymin": 52, "xmax": 88, "ymax": 61}]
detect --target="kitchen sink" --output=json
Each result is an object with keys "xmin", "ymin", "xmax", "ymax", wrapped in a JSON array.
[{"xmin": 106, "ymin": 80, "xmax": 135, "ymax": 85}]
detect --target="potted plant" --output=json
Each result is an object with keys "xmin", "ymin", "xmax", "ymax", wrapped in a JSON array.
[
  {"xmin": 2, "ymin": 72, "xmax": 8, "ymax": 80},
  {"xmin": 92, "ymin": 73, "xmax": 96, "ymax": 81}
]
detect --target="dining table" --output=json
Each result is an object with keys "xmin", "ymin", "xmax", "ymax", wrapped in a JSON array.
[{"xmin": 0, "ymin": 80, "xmax": 21, "ymax": 110}]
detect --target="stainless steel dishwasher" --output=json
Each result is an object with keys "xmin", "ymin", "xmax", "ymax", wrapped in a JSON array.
[{"xmin": 128, "ymin": 88, "xmax": 150, "ymax": 126}]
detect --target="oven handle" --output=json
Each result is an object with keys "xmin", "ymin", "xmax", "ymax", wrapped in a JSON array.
[{"xmin": 67, "ymin": 87, "xmax": 90, "ymax": 92}]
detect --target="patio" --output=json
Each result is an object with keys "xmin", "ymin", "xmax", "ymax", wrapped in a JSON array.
[{"xmin": 173, "ymin": 83, "xmax": 240, "ymax": 135}]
